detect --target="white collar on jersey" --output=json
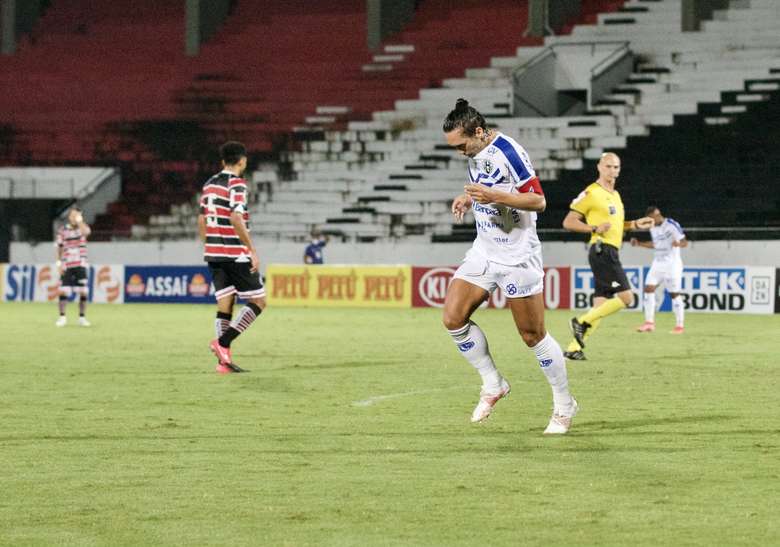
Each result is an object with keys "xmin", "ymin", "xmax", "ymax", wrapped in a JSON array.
[{"xmin": 220, "ymin": 169, "xmax": 241, "ymax": 177}]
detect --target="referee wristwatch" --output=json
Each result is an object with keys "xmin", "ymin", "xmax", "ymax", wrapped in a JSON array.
[{"xmin": 590, "ymin": 225, "xmax": 597, "ymax": 233}]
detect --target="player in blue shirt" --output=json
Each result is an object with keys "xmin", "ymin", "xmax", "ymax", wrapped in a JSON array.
[{"xmin": 304, "ymin": 230, "xmax": 328, "ymax": 264}]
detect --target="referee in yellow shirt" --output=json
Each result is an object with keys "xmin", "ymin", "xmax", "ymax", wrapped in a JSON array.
[{"xmin": 561, "ymin": 152, "xmax": 654, "ymax": 360}]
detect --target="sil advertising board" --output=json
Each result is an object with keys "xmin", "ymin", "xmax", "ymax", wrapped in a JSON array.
[
  {"xmin": 266, "ymin": 265, "xmax": 412, "ymax": 308},
  {"xmin": 2, "ymin": 264, "xmax": 124, "ymax": 303}
]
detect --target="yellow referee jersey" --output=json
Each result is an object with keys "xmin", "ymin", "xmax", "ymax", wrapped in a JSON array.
[{"xmin": 570, "ymin": 182, "xmax": 625, "ymax": 248}]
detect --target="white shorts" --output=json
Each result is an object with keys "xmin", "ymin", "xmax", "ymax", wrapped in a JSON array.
[
  {"xmin": 453, "ymin": 248, "xmax": 544, "ymax": 298},
  {"xmin": 646, "ymin": 261, "xmax": 683, "ymax": 292}
]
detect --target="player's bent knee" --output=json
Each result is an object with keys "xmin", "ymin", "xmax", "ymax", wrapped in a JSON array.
[
  {"xmin": 442, "ymin": 312, "xmax": 467, "ymax": 331},
  {"xmin": 617, "ymin": 290, "xmax": 634, "ymax": 307},
  {"xmin": 644, "ymin": 286, "xmax": 656, "ymax": 293},
  {"xmin": 249, "ymin": 296, "xmax": 267, "ymax": 310},
  {"xmin": 520, "ymin": 330, "xmax": 544, "ymax": 347}
]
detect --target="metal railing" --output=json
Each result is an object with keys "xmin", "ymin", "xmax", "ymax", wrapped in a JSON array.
[
  {"xmin": 512, "ymin": 41, "xmax": 632, "ymax": 117},
  {"xmin": 0, "ymin": 176, "xmax": 80, "ymax": 199},
  {"xmin": 537, "ymin": 226, "xmax": 780, "ymax": 241}
]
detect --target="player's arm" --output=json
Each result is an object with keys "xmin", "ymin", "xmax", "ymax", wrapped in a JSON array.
[
  {"xmin": 451, "ymin": 193, "xmax": 473, "ymax": 222},
  {"xmin": 304, "ymin": 252, "xmax": 312, "ymax": 264},
  {"xmin": 73, "ymin": 211, "xmax": 91, "ymax": 237},
  {"xmin": 492, "ymin": 188, "xmax": 546, "ymax": 212},
  {"xmin": 228, "ymin": 181, "xmax": 259, "ymax": 272},
  {"xmin": 629, "ymin": 238, "xmax": 655, "ymax": 248},
  {"xmin": 230, "ymin": 211, "xmax": 259, "ymax": 272},
  {"xmin": 197, "ymin": 214, "xmax": 206, "ymax": 242},
  {"xmin": 464, "ymin": 177, "xmax": 545, "ymax": 212},
  {"xmin": 197, "ymin": 194, "xmax": 208, "ymax": 241},
  {"xmin": 625, "ymin": 217, "xmax": 654, "ymax": 231},
  {"xmin": 563, "ymin": 210, "xmax": 610, "ymax": 235},
  {"xmin": 55, "ymin": 232, "xmax": 64, "ymax": 273},
  {"xmin": 673, "ymin": 237, "xmax": 688, "ymax": 248}
]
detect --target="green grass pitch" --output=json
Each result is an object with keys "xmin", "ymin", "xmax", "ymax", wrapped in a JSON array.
[{"xmin": 1, "ymin": 302, "xmax": 778, "ymax": 546}]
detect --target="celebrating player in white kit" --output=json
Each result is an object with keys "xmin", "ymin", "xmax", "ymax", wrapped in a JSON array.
[
  {"xmin": 442, "ymin": 99, "xmax": 577, "ymax": 434},
  {"xmin": 631, "ymin": 206, "xmax": 687, "ymax": 334}
]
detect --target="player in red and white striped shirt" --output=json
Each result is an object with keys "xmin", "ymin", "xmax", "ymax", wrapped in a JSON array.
[
  {"xmin": 198, "ymin": 141, "xmax": 266, "ymax": 373},
  {"xmin": 55, "ymin": 207, "xmax": 91, "ymax": 327}
]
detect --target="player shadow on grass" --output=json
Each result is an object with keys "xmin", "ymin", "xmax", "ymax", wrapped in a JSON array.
[
  {"xmin": 232, "ymin": 358, "xmax": 407, "ymax": 370},
  {"xmin": 576, "ymin": 414, "xmax": 737, "ymax": 433}
]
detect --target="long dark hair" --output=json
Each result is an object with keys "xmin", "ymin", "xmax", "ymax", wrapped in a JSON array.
[{"xmin": 442, "ymin": 98, "xmax": 487, "ymax": 136}]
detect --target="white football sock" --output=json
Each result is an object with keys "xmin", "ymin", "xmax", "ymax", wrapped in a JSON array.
[
  {"xmin": 643, "ymin": 292, "xmax": 656, "ymax": 323},
  {"xmin": 448, "ymin": 321, "xmax": 502, "ymax": 392},
  {"xmin": 672, "ymin": 295, "xmax": 684, "ymax": 327},
  {"xmin": 532, "ymin": 332, "xmax": 574, "ymax": 415}
]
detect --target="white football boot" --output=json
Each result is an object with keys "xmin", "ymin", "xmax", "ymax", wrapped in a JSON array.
[
  {"xmin": 471, "ymin": 378, "xmax": 511, "ymax": 423},
  {"xmin": 78, "ymin": 317, "xmax": 91, "ymax": 327},
  {"xmin": 55, "ymin": 316, "xmax": 67, "ymax": 327},
  {"xmin": 543, "ymin": 397, "xmax": 579, "ymax": 435}
]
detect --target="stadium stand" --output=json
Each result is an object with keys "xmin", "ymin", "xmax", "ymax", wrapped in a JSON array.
[
  {"xmin": 247, "ymin": 0, "xmax": 780, "ymax": 243},
  {"xmin": 4, "ymin": 0, "xmax": 776, "ymax": 244},
  {"xmin": 140, "ymin": 0, "xmax": 628, "ymax": 240},
  {"xmin": 0, "ymin": 0, "xmax": 556, "ymax": 239}
]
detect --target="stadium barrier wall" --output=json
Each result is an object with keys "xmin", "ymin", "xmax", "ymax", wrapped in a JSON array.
[
  {"xmin": 12, "ymin": 240, "xmax": 780, "ymax": 269},
  {"xmin": 3, "ymin": 264, "xmax": 778, "ymax": 314}
]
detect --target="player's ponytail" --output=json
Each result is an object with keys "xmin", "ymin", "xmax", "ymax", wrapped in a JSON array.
[{"xmin": 443, "ymin": 98, "xmax": 487, "ymax": 136}]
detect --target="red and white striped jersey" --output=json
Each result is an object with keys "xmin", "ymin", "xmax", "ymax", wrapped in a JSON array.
[
  {"xmin": 199, "ymin": 170, "xmax": 251, "ymax": 262},
  {"xmin": 56, "ymin": 225, "xmax": 88, "ymax": 269}
]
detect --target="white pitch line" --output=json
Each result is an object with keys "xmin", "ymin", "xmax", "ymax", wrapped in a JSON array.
[{"xmin": 352, "ymin": 386, "xmax": 467, "ymax": 407}]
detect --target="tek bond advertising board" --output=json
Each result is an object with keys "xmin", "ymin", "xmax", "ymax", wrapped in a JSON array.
[{"xmin": 572, "ymin": 265, "xmax": 776, "ymax": 314}]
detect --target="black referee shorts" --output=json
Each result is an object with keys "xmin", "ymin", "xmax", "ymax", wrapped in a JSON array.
[
  {"xmin": 588, "ymin": 243, "xmax": 631, "ymax": 298},
  {"xmin": 208, "ymin": 261, "xmax": 265, "ymax": 301}
]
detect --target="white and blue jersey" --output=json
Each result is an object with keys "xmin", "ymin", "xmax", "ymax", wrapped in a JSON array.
[
  {"xmin": 466, "ymin": 132, "xmax": 543, "ymax": 266},
  {"xmin": 650, "ymin": 218, "xmax": 685, "ymax": 266}
]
